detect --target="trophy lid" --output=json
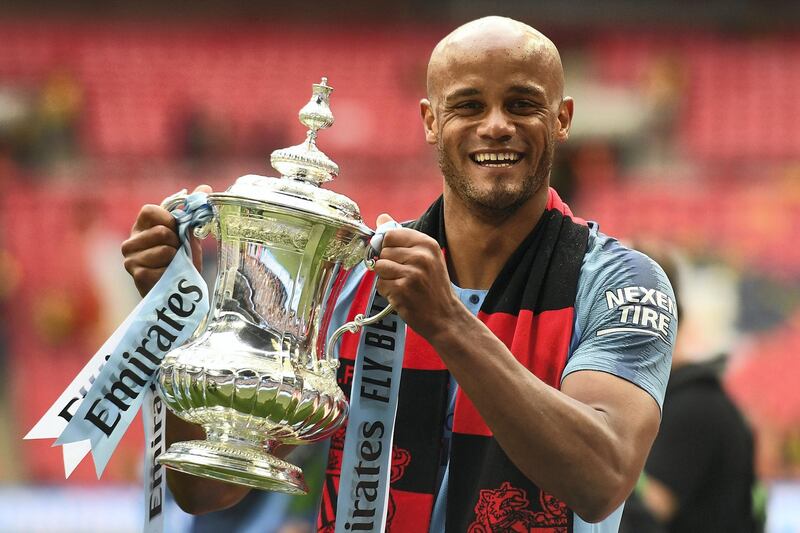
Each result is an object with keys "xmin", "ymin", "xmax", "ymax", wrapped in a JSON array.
[
  {"xmin": 270, "ymin": 77, "xmax": 339, "ymax": 184},
  {"xmin": 215, "ymin": 78, "xmax": 368, "ymax": 232}
]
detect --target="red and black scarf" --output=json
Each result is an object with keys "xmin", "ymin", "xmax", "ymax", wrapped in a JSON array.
[{"xmin": 319, "ymin": 188, "xmax": 589, "ymax": 532}]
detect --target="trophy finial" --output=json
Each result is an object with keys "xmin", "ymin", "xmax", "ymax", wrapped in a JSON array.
[{"xmin": 270, "ymin": 77, "xmax": 339, "ymax": 185}]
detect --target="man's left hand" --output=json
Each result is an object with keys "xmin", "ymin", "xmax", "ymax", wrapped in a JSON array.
[{"xmin": 372, "ymin": 214, "xmax": 464, "ymax": 340}]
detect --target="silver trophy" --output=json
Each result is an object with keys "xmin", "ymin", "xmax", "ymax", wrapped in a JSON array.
[{"xmin": 157, "ymin": 78, "xmax": 391, "ymax": 494}]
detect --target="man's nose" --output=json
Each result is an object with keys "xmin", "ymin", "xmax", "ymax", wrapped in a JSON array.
[{"xmin": 476, "ymin": 107, "xmax": 515, "ymax": 141}]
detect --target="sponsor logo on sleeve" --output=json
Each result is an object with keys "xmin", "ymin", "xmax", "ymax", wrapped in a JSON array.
[{"xmin": 599, "ymin": 286, "xmax": 676, "ymax": 342}]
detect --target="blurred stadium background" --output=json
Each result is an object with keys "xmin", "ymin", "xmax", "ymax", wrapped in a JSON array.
[{"xmin": 1, "ymin": 1, "xmax": 800, "ymax": 531}]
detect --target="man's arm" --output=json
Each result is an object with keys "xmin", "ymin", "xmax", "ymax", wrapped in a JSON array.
[
  {"xmin": 640, "ymin": 476, "xmax": 678, "ymax": 522},
  {"xmin": 431, "ymin": 313, "xmax": 660, "ymax": 522},
  {"xmin": 374, "ymin": 225, "xmax": 664, "ymax": 523}
]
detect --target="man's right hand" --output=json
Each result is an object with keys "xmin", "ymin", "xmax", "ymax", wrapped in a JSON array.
[{"xmin": 122, "ymin": 185, "xmax": 212, "ymax": 297}]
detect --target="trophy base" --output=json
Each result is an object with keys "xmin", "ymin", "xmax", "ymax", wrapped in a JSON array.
[{"xmin": 157, "ymin": 439, "xmax": 309, "ymax": 495}]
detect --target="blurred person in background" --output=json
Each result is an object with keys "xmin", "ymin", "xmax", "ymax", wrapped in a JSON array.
[
  {"xmin": 0, "ymin": 84, "xmax": 30, "ymax": 182},
  {"xmin": 32, "ymin": 70, "xmax": 83, "ymax": 167},
  {"xmin": 10, "ymin": 70, "xmax": 83, "ymax": 170},
  {"xmin": 123, "ymin": 16, "xmax": 676, "ymax": 531},
  {"xmin": 620, "ymin": 247, "xmax": 756, "ymax": 533},
  {"xmin": 0, "ymin": 242, "xmax": 21, "ymax": 480}
]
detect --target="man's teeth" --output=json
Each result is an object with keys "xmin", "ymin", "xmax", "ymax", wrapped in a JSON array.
[{"xmin": 473, "ymin": 152, "xmax": 521, "ymax": 164}]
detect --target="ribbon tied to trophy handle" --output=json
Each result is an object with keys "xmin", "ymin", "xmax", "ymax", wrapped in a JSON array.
[{"xmin": 160, "ymin": 189, "xmax": 214, "ymax": 239}]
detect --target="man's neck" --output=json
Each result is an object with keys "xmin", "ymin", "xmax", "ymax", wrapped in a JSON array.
[{"xmin": 443, "ymin": 187, "xmax": 549, "ymax": 290}]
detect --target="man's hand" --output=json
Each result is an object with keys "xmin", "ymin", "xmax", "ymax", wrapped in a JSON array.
[
  {"xmin": 372, "ymin": 213, "xmax": 464, "ymax": 340},
  {"xmin": 121, "ymin": 184, "xmax": 258, "ymax": 514},
  {"xmin": 121, "ymin": 185, "xmax": 211, "ymax": 297}
]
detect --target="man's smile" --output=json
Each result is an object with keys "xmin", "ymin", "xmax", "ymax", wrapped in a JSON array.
[{"xmin": 469, "ymin": 150, "xmax": 524, "ymax": 168}]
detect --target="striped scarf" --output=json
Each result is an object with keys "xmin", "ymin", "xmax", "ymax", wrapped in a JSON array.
[{"xmin": 319, "ymin": 188, "xmax": 589, "ymax": 532}]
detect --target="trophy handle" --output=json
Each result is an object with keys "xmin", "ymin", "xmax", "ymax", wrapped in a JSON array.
[
  {"xmin": 326, "ymin": 304, "xmax": 395, "ymax": 362},
  {"xmin": 160, "ymin": 189, "xmax": 215, "ymax": 239},
  {"xmin": 325, "ymin": 230, "xmax": 397, "ymax": 361}
]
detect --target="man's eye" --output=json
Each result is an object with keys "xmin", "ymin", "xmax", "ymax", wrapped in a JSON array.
[
  {"xmin": 508, "ymin": 100, "xmax": 536, "ymax": 112},
  {"xmin": 456, "ymin": 101, "xmax": 482, "ymax": 111}
]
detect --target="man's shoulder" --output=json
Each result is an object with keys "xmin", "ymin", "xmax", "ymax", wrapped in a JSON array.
[
  {"xmin": 574, "ymin": 221, "xmax": 677, "ymax": 345},
  {"xmin": 565, "ymin": 222, "xmax": 677, "ymax": 409},
  {"xmin": 577, "ymin": 222, "xmax": 671, "ymax": 297}
]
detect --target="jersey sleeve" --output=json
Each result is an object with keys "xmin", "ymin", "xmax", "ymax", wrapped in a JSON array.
[{"xmin": 561, "ymin": 232, "xmax": 676, "ymax": 409}]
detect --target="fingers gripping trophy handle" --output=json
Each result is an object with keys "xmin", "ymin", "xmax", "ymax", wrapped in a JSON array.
[{"xmin": 325, "ymin": 224, "xmax": 399, "ymax": 362}]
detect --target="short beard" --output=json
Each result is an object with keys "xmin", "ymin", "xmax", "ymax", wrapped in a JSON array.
[{"xmin": 437, "ymin": 135, "xmax": 555, "ymax": 223}]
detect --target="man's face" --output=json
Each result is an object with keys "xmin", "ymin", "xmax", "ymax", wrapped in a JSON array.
[{"xmin": 424, "ymin": 46, "xmax": 568, "ymax": 219}]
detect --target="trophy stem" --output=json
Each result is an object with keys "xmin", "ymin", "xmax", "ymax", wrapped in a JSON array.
[{"xmin": 157, "ymin": 431, "xmax": 309, "ymax": 494}]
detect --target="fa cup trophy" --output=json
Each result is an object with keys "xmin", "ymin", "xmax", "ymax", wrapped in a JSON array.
[{"xmin": 157, "ymin": 78, "xmax": 390, "ymax": 494}]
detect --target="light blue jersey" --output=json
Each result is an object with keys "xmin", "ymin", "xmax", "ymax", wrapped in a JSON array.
[{"xmin": 330, "ymin": 222, "xmax": 675, "ymax": 532}]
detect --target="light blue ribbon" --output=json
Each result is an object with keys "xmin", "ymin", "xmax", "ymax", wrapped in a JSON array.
[
  {"xmin": 335, "ymin": 219, "xmax": 407, "ymax": 533},
  {"xmin": 55, "ymin": 193, "xmax": 212, "ymax": 477}
]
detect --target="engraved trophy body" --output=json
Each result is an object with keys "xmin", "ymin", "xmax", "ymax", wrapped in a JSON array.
[{"xmin": 157, "ymin": 79, "xmax": 383, "ymax": 494}]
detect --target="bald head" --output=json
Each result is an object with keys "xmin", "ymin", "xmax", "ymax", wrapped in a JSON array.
[
  {"xmin": 419, "ymin": 17, "xmax": 574, "ymax": 222},
  {"xmin": 426, "ymin": 16, "xmax": 565, "ymax": 105}
]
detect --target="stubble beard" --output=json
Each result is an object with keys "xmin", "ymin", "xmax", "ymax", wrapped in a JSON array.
[{"xmin": 437, "ymin": 134, "xmax": 556, "ymax": 223}]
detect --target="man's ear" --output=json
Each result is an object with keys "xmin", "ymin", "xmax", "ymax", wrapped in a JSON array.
[
  {"xmin": 556, "ymin": 97, "xmax": 574, "ymax": 142},
  {"xmin": 420, "ymin": 98, "xmax": 437, "ymax": 145}
]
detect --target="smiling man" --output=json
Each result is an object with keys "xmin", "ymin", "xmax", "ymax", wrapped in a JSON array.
[
  {"xmin": 426, "ymin": 19, "xmax": 564, "ymax": 225},
  {"xmin": 355, "ymin": 17, "xmax": 675, "ymax": 532},
  {"xmin": 123, "ymin": 16, "xmax": 675, "ymax": 533}
]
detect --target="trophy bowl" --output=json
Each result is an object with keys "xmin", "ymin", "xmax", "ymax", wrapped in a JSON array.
[{"xmin": 156, "ymin": 78, "xmax": 376, "ymax": 494}]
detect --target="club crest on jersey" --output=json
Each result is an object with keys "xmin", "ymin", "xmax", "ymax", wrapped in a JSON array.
[
  {"xmin": 468, "ymin": 482, "xmax": 568, "ymax": 532},
  {"xmin": 599, "ymin": 286, "xmax": 676, "ymax": 341}
]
